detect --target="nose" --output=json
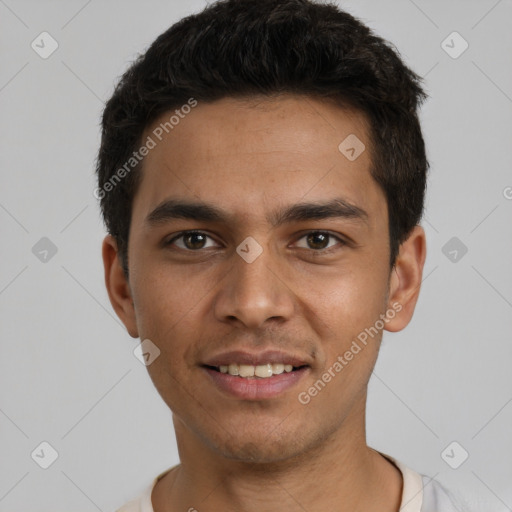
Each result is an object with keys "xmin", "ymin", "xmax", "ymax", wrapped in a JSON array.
[{"xmin": 213, "ymin": 243, "xmax": 295, "ymax": 329}]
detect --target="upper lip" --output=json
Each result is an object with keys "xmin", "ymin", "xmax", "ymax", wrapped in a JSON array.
[{"xmin": 202, "ymin": 349, "xmax": 311, "ymax": 368}]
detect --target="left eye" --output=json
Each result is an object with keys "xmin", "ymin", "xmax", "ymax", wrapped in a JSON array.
[
  {"xmin": 294, "ymin": 231, "xmax": 344, "ymax": 251},
  {"xmin": 168, "ymin": 231, "xmax": 219, "ymax": 250}
]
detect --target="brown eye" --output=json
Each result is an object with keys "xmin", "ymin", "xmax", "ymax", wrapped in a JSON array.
[
  {"xmin": 167, "ymin": 231, "xmax": 218, "ymax": 251},
  {"xmin": 306, "ymin": 232, "xmax": 329, "ymax": 250},
  {"xmin": 294, "ymin": 231, "xmax": 345, "ymax": 252},
  {"xmin": 183, "ymin": 232, "xmax": 207, "ymax": 250}
]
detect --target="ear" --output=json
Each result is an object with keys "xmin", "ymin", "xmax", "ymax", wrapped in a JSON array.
[
  {"xmin": 102, "ymin": 235, "xmax": 139, "ymax": 338},
  {"xmin": 384, "ymin": 225, "xmax": 426, "ymax": 333}
]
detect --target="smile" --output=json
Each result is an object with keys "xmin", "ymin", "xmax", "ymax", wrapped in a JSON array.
[
  {"xmin": 203, "ymin": 364, "xmax": 309, "ymax": 400},
  {"xmin": 209, "ymin": 363, "xmax": 300, "ymax": 379}
]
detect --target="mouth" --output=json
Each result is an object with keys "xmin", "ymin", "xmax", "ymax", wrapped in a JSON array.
[
  {"xmin": 201, "ymin": 351, "xmax": 311, "ymax": 400},
  {"xmin": 204, "ymin": 363, "xmax": 308, "ymax": 379}
]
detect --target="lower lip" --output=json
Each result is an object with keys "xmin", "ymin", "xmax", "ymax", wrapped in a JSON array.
[{"xmin": 203, "ymin": 367, "xmax": 309, "ymax": 400}]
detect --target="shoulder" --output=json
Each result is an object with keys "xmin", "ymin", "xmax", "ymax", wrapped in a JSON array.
[
  {"xmin": 421, "ymin": 476, "xmax": 469, "ymax": 512},
  {"xmin": 379, "ymin": 452, "xmax": 469, "ymax": 512},
  {"xmin": 115, "ymin": 466, "xmax": 176, "ymax": 512},
  {"xmin": 116, "ymin": 498, "xmax": 142, "ymax": 512},
  {"xmin": 115, "ymin": 488, "xmax": 154, "ymax": 512}
]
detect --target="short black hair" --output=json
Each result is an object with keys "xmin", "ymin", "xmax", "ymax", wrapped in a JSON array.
[{"xmin": 96, "ymin": 0, "xmax": 429, "ymax": 275}]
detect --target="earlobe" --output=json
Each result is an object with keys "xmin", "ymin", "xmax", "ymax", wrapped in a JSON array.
[
  {"xmin": 102, "ymin": 235, "xmax": 139, "ymax": 338},
  {"xmin": 385, "ymin": 225, "xmax": 426, "ymax": 333}
]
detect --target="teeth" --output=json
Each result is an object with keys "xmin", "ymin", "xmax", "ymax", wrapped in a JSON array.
[
  {"xmin": 238, "ymin": 364, "xmax": 255, "ymax": 377},
  {"xmin": 255, "ymin": 364, "xmax": 273, "ymax": 378},
  {"xmin": 272, "ymin": 363, "xmax": 284, "ymax": 374},
  {"xmin": 218, "ymin": 363, "xmax": 300, "ymax": 378}
]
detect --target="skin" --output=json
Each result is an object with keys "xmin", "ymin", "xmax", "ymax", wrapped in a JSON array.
[{"xmin": 103, "ymin": 95, "xmax": 426, "ymax": 511}]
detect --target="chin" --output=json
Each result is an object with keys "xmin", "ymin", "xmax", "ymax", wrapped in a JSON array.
[
  {"xmin": 203, "ymin": 421, "xmax": 319, "ymax": 466},
  {"xmin": 216, "ymin": 438, "xmax": 304, "ymax": 464}
]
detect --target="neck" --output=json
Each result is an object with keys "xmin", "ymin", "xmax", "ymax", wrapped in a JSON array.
[{"xmin": 152, "ymin": 399, "xmax": 403, "ymax": 512}]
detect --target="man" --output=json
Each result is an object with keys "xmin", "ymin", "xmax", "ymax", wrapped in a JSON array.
[{"xmin": 96, "ymin": 0, "xmax": 465, "ymax": 510}]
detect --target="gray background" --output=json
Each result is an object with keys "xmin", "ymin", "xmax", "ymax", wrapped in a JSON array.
[{"xmin": 1, "ymin": 0, "xmax": 511, "ymax": 510}]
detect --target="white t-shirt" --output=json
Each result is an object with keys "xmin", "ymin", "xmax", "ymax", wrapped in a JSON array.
[{"xmin": 116, "ymin": 455, "xmax": 464, "ymax": 512}]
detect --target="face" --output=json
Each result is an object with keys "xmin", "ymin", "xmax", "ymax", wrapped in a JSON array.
[{"xmin": 103, "ymin": 95, "xmax": 425, "ymax": 463}]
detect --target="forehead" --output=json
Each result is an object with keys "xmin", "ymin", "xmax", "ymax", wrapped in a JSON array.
[{"xmin": 132, "ymin": 95, "xmax": 385, "ymax": 227}]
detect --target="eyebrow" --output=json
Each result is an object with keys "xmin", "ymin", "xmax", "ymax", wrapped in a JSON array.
[{"xmin": 145, "ymin": 197, "xmax": 368, "ymax": 228}]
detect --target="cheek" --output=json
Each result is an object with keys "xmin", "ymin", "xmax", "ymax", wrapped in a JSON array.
[
  {"xmin": 301, "ymin": 262, "xmax": 390, "ymax": 336},
  {"xmin": 130, "ymin": 263, "xmax": 208, "ymax": 336},
  {"xmin": 299, "ymin": 268, "xmax": 388, "ymax": 411},
  {"xmin": 129, "ymin": 263, "xmax": 216, "ymax": 388},
  {"xmin": 130, "ymin": 268, "xmax": 206, "ymax": 406}
]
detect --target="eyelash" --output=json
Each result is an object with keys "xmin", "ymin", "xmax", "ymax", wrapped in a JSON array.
[{"xmin": 165, "ymin": 230, "xmax": 347, "ymax": 253}]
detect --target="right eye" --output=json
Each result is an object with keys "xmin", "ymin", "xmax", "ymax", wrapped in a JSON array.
[{"xmin": 165, "ymin": 231, "xmax": 220, "ymax": 251}]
